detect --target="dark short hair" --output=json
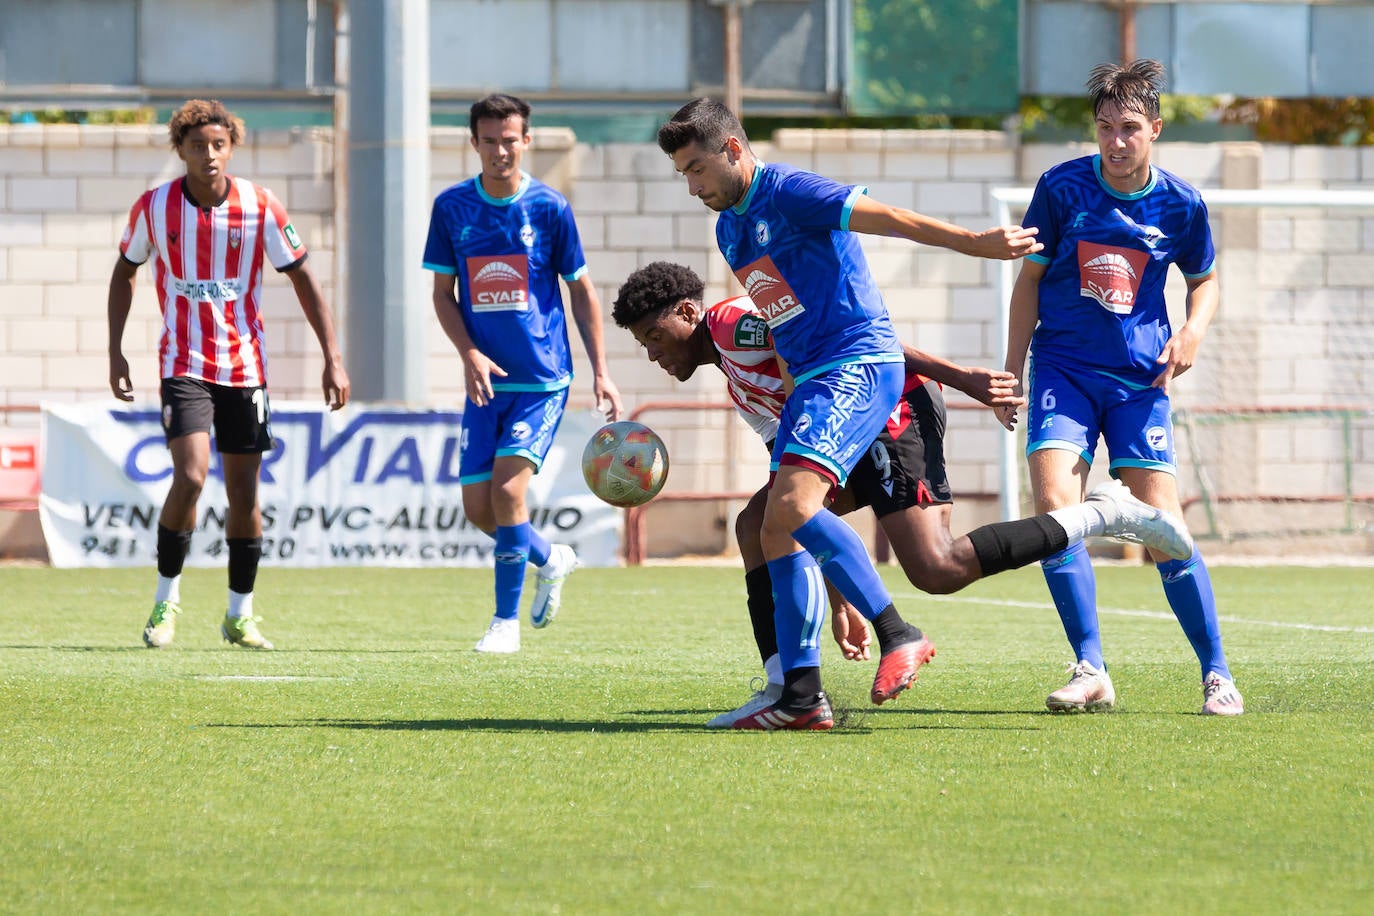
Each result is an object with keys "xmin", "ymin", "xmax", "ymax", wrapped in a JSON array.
[
  {"xmin": 470, "ymin": 93, "xmax": 531, "ymax": 137},
  {"xmin": 1087, "ymin": 59, "xmax": 1165, "ymax": 121},
  {"xmin": 612, "ymin": 261, "xmax": 706, "ymax": 328},
  {"xmin": 657, "ymin": 97, "xmax": 746, "ymax": 156},
  {"xmin": 168, "ymin": 99, "xmax": 245, "ymax": 148}
]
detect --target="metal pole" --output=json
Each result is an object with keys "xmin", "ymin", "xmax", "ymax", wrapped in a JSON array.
[
  {"xmin": 1119, "ymin": 1, "xmax": 1137, "ymax": 64},
  {"xmin": 996, "ymin": 195, "xmax": 1020, "ymax": 522},
  {"xmin": 332, "ymin": 0, "xmax": 349, "ymax": 351},
  {"xmin": 345, "ymin": 0, "xmax": 430, "ymax": 402},
  {"xmin": 723, "ymin": 1, "xmax": 743, "ymax": 116}
]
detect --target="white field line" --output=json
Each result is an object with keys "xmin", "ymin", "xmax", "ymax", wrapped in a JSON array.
[
  {"xmin": 192, "ymin": 675, "xmax": 339, "ymax": 682},
  {"xmin": 894, "ymin": 592, "xmax": 1374, "ymax": 634}
]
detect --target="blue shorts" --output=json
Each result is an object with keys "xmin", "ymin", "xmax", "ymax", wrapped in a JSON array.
[
  {"xmin": 1026, "ymin": 360, "xmax": 1175, "ymax": 475},
  {"xmin": 458, "ymin": 388, "xmax": 570, "ymax": 484},
  {"xmin": 773, "ymin": 360, "xmax": 905, "ymax": 487}
]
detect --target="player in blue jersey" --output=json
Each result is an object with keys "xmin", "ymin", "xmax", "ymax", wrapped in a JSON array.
[
  {"xmin": 612, "ymin": 261, "xmax": 1194, "ymax": 728},
  {"xmin": 658, "ymin": 98, "xmax": 1042, "ymax": 729},
  {"xmin": 998, "ymin": 60, "xmax": 1243, "ymax": 716},
  {"xmin": 424, "ymin": 93, "xmax": 622, "ymax": 653}
]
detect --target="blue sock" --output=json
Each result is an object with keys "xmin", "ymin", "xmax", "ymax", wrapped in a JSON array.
[
  {"xmin": 1158, "ymin": 548, "xmax": 1231, "ymax": 681},
  {"xmin": 1041, "ymin": 541, "xmax": 1104, "ymax": 670},
  {"xmin": 766, "ymin": 551, "xmax": 827, "ymax": 672},
  {"xmin": 791, "ymin": 509, "xmax": 893, "ymax": 620},
  {"xmin": 493, "ymin": 525, "xmax": 530, "ymax": 620},
  {"xmin": 525, "ymin": 524, "xmax": 551, "ymax": 569}
]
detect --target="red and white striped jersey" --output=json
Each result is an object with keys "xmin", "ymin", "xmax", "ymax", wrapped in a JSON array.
[
  {"xmin": 705, "ymin": 296, "xmax": 785, "ymax": 443},
  {"xmin": 119, "ymin": 176, "xmax": 307, "ymax": 387}
]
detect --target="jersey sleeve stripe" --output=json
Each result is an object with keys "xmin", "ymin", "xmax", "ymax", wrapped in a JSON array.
[{"xmin": 838, "ymin": 185, "xmax": 868, "ymax": 232}]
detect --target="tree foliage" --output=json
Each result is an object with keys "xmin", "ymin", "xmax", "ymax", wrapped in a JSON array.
[{"xmin": 1217, "ymin": 98, "xmax": 1374, "ymax": 145}]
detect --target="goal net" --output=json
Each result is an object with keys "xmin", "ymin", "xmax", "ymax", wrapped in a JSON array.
[{"xmin": 992, "ymin": 187, "xmax": 1374, "ymax": 547}]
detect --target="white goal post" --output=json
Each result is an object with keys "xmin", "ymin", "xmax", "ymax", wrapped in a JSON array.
[{"xmin": 990, "ymin": 186, "xmax": 1374, "ymax": 533}]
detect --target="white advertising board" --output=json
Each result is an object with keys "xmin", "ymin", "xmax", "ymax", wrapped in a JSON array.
[{"xmin": 39, "ymin": 403, "xmax": 620, "ymax": 569}]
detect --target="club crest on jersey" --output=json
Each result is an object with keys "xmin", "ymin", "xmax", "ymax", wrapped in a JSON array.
[
  {"xmin": 1146, "ymin": 426, "xmax": 1169, "ymax": 450},
  {"xmin": 229, "ymin": 227, "xmax": 242, "ymax": 249},
  {"xmin": 733, "ymin": 315, "xmax": 769, "ymax": 349},
  {"xmin": 754, "ymin": 220, "xmax": 770, "ymax": 246},
  {"xmin": 284, "ymin": 223, "xmax": 302, "ymax": 250},
  {"xmin": 1077, "ymin": 241, "xmax": 1149, "ymax": 315},
  {"xmin": 519, "ymin": 223, "xmax": 536, "ymax": 247},
  {"xmin": 735, "ymin": 256, "xmax": 804, "ymax": 328},
  {"xmin": 511, "ymin": 421, "xmax": 533, "ymax": 442},
  {"xmin": 467, "ymin": 254, "xmax": 530, "ymax": 312},
  {"xmin": 792, "ymin": 414, "xmax": 813, "ymax": 436}
]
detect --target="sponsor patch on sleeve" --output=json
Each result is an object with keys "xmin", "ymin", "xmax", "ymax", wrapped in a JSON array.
[
  {"xmin": 284, "ymin": 223, "xmax": 303, "ymax": 250},
  {"xmin": 733, "ymin": 314, "xmax": 770, "ymax": 349}
]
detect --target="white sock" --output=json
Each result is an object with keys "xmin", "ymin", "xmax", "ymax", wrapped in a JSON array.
[
  {"xmin": 763, "ymin": 653, "xmax": 783, "ymax": 686},
  {"xmin": 154, "ymin": 575, "xmax": 180, "ymax": 606},
  {"xmin": 227, "ymin": 589, "xmax": 254, "ymax": 619},
  {"xmin": 1047, "ymin": 503, "xmax": 1108, "ymax": 543}
]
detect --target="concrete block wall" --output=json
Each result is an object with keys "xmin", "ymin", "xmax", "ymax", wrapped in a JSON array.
[{"xmin": 3, "ymin": 122, "xmax": 1371, "ymax": 552}]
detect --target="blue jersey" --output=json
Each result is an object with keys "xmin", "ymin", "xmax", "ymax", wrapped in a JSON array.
[
  {"xmin": 1024, "ymin": 155, "xmax": 1215, "ymax": 387},
  {"xmin": 422, "ymin": 172, "xmax": 587, "ymax": 391},
  {"xmin": 715, "ymin": 162, "xmax": 902, "ymax": 384}
]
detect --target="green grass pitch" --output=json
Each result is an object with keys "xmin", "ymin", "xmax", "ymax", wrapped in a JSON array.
[{"xmin": 1, "ymin": 562, "xmax": 1371, "ymax": 913}]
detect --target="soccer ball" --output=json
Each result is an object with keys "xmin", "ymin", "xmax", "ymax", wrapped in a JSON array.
[{"xmin": 581, "ymin": 421, "xmax": 669, "ymax": 508}]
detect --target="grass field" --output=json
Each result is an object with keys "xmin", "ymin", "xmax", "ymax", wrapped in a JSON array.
[{"xmin": 1, "ymin": 561, "xmax": 1371, "ymax": 913}]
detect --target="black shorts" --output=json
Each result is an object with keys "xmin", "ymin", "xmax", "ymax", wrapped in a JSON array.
[
  {"xmin": 160, "ymin": 377, "xmax": 274, "ymax": 454},
  {"xmin": 845, "ymin": 378, "xmax": 952, "ymax": 518}
]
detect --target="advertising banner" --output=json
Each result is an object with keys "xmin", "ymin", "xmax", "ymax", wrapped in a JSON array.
[{"xmin": 38, "ymin": 403, "xmax": 620, "ymax": 569}]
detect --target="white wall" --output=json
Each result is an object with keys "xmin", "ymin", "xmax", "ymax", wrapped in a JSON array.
[{"xmin": 3, "ymin": 122, "xmax": 1371, "ymax": 554}]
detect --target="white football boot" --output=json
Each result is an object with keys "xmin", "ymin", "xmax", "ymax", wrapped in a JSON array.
[
  {"xmin": 706, "ymin": 678, "xmax": 783, "ymax": 728},
  {"xmin": 1201, "ymin": 673, "xmax": 1245, "ymax": 716},
  {"xmin": 474, "ymin": 617, "xmax": 520, "ymax": 653},
  {"xmin": 1046, "ymin": 660, "xmax": 1116, "ymax": 713},
  {"xmin": 1084, "ymin": 480, "xmax": 1194, "ymax": 560},
  {"xmin": 530, "ymin": 544, "xmax": 578, "ymax": 628}
]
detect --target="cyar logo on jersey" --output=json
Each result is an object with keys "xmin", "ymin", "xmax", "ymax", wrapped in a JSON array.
[
  {"xmin": 735, "ymin": 256, "xmax": 804, "ymax": 328},
  {"xmin": 284, "ymin": 223, "xmax": 302, "ymax": 250},
  {"xmin": 1076, "ymin": 241, "xmax": 1149, "ymax": 315},
  {"xmin": 467, "ymin": 255, "xmax": 531, "ymax": 312}
]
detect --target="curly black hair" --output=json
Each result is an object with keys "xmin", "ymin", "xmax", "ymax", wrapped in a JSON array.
[
  {"xmin": 168, "ymin": 99, "xmax": 245, "ymax": 148},
  {"xmin": 612, "ymin": 261, "xmax": 706, "ymax": 328}
]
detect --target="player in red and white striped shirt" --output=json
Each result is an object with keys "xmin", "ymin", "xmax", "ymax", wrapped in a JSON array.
[
  {"xmin": 108, "ymin": 99, "xmax": 350, "ymax": 651},
  {"xmin": 612, "ymin": 262, "xmax": 1196, "ymax": 727}
]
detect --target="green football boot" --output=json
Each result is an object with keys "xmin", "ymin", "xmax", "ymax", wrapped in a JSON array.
[{"xmin": 221, "ymin": 613, "xmax": 274, "ymax": 650}]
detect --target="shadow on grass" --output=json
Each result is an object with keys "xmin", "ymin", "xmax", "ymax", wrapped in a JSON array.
[
  {"xmin": 0, "ymin": 645, "xmax": 455, "ymax": 654},
  {"xmin": 204, "ymin": 717, "xmax": 878, "ymax": 734}
]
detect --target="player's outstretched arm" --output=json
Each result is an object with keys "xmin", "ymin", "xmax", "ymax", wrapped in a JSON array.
[
  {"xmin": 846, "ymin": 195, "xmax": 1042, "ymax": 260},
  {"xmin": 902, "ymin": 345, "xmax": 1024, "ymax": 410},
  {"xmin": 567, "ymin": 274, "xmax": 623, "ymax": 421},
  {"xmin": 431, "ymin": 272, "xmax": 504, "ymax": 407},
  {"xmin": 107, "ymin": 258, "xmax": 139, "ymax": 402},
  {"xmin": 287, "ymin": 263, "xmax": 350, "ymax": 410}
]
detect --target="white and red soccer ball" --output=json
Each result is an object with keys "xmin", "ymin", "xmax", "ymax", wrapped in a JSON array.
[{"xmin": 581, "ymin": 421, "xmax": 669, "ymax": 508}]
